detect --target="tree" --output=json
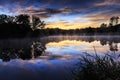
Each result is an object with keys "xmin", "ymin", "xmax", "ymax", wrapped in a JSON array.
[
  {"xmin": 109, "ymin": 16, "xmax": 119, "ymax": 26},
  {"xmin": 0, "ymin": 14, "xmax": 18, "ymax": 24},
  {"xmin": 110, "ymin": 16, "xmax": 115, "ymax": 26},
  {"xmin": 109, "ymin": 23, "xmax": 113, "ymax": 27},
  {"xmin": 16, "ymin": 14, "xmax": 30, "ymax": 25},
  {"xmin": 32, "ymin": 15, "xmax": 45, "ymax": 30},
  {"xmin": 115, "ymin": 16, "xmax": 119, "ymax": 25},
  {"xmin": 100, "ymin": 23, "xmax": 107, "ymax": 28},
  {"xmin": 6, "ymin": 16, "xmax": 16, "ymax": 24},
  {"xmin": 0, "ymin": 14, "xmax": 8, "ymax": 24}
]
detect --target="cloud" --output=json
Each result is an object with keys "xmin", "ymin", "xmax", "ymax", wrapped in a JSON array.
[
  {"xmin": 94, "ymin": 0, "xmax": 119, "ymax": 6},
  {"xmin": 0, "ymin": 5, "xmax": 4, "ymax": 8},
  {"xmin": 0, "ymin": 0, "xmax": 120, "ymax": 29},
  {"xmin": 40, "ymin": 0, "xmax": 51, "ymax": 8},
  {"xmin": 25, "ymin": 7, "xmax": 75, "ymax": 14},
  {"xmin": 17, "ymin": 7, "xmax": 80, "ymax": 20},
  {"xmin": 44, "ymin": 8, "xmax": 78, "ymax": 14},
  {"xmin": 84, "ymin": 9, "xmax": 120, "ymax": 21}
]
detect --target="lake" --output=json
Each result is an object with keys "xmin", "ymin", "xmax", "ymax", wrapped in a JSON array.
[{"xmin": 0, "ymin": 36, "xmax": 120, "ymax": 80}]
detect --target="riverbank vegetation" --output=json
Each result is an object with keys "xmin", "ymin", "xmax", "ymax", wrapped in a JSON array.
[{"xmin": 74, "ymin": 52, "xmax": 120, "ymax": 80}]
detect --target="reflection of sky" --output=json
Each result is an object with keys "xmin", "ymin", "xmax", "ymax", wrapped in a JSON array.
[
  {"xmin": 0, "ymin": 59, "xmax": 79, "ymax": 80},
  {"xmin": 46, "ymin": 40, "xmax": 119, "ymax": 56},
  {"xmin": 0, "ymin": 36, "xmax": 119, "ymax": 80}
]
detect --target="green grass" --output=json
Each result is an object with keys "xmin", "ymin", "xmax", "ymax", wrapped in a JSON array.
[{"xmin": 75, "ymin": 53, "xmax": 120, "ymax": 80}]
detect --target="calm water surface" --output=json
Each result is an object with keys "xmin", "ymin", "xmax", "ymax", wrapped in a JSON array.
[{"xmin": 0, "ymin": 36, "xmax": 120, "ymax": 80}]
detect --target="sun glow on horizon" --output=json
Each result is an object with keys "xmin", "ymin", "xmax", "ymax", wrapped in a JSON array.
[{"xmin": 45, "ymin": 21, "xmax": 99, "ymax": 30}]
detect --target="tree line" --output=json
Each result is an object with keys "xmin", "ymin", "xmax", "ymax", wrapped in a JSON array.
[
  {"xmin": 0, "ymin": 14, "xmax": 119, "ymax": 38},
  {"xmin": 39, "ymin": 16, "xmax": 120, "ymax": 36},
  {"xmin": 0, "ymin": 14, "xmax": 45, "ymax": 29},
  {"xmin": 0, "ymin": 14, "xmax": 45, "ymax": 38}
]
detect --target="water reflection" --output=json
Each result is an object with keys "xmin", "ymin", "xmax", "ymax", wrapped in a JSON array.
[
  {"xmin": 31, "ymin": 42, "xmax": 46, "ymax": 59},
  {"xmin": 43, "ymin": 36, "xmax": 120, "ymax": 55},
  {"xmin": 0, "ymin": 36, "xmax": 120, "ymax": 61},
  {"xmin": 0, "ymin": 36, "xmax": 119, "ymax": 80},
  {"xmin": 0, "ymin": 40, "xmax": 46, "ymax": 61}
]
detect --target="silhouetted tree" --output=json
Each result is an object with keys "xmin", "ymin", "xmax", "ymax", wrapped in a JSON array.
[
  {"xmin": 6, "ymin": 16, "xmax": 16, "ymax": 23},
  {"xmin": 109, "ymin": 23, "xmax": 113, "ymax": 27},
  {"xmin": 0, "ymin": 14, "xmax": 18, "ymax": 24},
  {"xmin": 16, "ymin": 14, "xmax": 30, "ymax": 25},
  {"xmin": 32, "ymin": 16, "xmax": 45, "ymax": 30},
  {"xmin": 0, "ymin": 14, "xmax": 8, "ymax": 24},
  {"xmin": 115, "ymin": 16, "xmax": 119, "ymax": 25},
  {"xmin": 110, "ymin": 16, "xmax": 115, "ymax": 26},
  {"xmin": 100, "ymin": 23, "xmax": 107, "ymax": 28},
  {"xmin": 109, "ymin": 16, "xmax": 119, "ymax": 26}
]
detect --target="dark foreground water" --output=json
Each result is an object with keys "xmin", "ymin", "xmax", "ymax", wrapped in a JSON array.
[{"xmin": 0, "ymin": 36, "xmax": 120, "ymax": 80}]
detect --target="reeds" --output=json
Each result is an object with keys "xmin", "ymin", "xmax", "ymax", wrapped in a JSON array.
[{"xmin": 76, "ymin": 52, "xmax": 120, "ymax": 80}]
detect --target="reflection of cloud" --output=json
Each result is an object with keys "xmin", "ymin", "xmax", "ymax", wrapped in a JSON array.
[
  {"xmin": 47, "ymin": 40, "xmax": 95, "ymax": 48},
  {"xmin": 0, "ymin": 59, "xmax": 78, "ymax": 80},
  {"xmin": 46, "ymin": 37, "xmax": 113, "ymax": 54},
  {"xmin": 39, "ymin": 55, "xmax": 73, "ymax": 60}
]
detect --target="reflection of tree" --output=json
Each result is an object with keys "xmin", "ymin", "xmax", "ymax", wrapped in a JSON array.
[
  {"xmin": 98, "ymin": 37, "xmax": 119, "ymax": 52},
  {"xmin": 100, "ymin": 40, "xmax": 107, "ymax": 46},
  {"xmin": 42, "ymin": 36, "xmax": 120, "ymax": 53},
  {"xmin": 109, "ymin": 42, "xmax": 118, "ymax": 52},
  {"xmin": 0, "ymin": 42, "xmax": 46, "ymax": 61},
  {"xmin": 31, "ymin": 42, "xmax": 46, "ymax": 59}
]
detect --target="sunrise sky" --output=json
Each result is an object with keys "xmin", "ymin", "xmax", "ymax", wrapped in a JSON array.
[{"xmin": 0, "ymin": 0, "xmax": 120, "ymax": 29}]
